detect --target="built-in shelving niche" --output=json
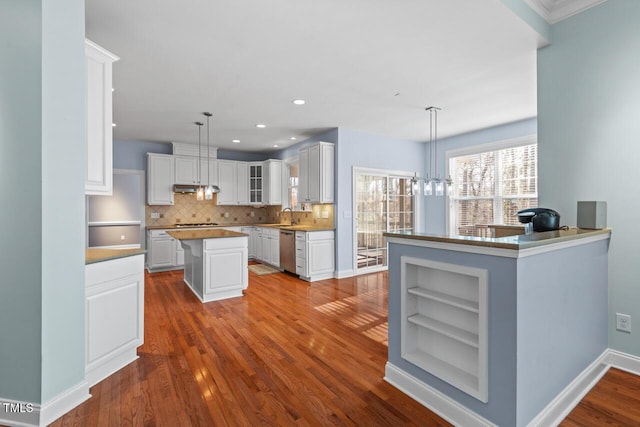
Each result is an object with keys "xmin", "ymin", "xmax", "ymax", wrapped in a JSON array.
[{"xmin": 400, "ymin": 256, "xmax": 488, "ymax": 402}]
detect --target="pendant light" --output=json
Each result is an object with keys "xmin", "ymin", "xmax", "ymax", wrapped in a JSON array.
[
  {"xmin": 425, "ymin": 106, "xmax": 452, "ymax": 197},
  {"xmin": 195, "ymin": 121, "xmax": 205, "ymax": 200},
  {"xmin": 203, "ymin": 112, "xmax": 220, "ymax": 199}
]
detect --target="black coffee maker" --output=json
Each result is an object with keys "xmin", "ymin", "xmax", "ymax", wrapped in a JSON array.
[{"xmin": 517, "ymin": 208, "xmax": 561, "ymax": 232}]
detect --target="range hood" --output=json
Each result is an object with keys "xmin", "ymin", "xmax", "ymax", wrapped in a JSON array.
[{"xmin": 173, "ymin": 184, "xmax": 220, "ymax": 194}]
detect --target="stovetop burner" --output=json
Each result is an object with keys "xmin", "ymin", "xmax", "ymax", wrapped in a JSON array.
[{"xmin": 174, "ymin": 222, "xmax": 219, "ymax": 228}]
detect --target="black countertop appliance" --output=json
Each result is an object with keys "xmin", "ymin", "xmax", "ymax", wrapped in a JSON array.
[{"xmin": 517, "ymin": 208, "xmax": 561, "ymax": 232}]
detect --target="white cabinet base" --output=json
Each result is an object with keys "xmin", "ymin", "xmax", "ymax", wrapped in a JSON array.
[{"xmin": 85, "ymin": 254, "xmax": 144, "ymax": 387}]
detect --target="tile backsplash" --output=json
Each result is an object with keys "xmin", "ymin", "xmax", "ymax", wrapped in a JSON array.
[{"xmin": 146, "ymin": 193, "xmax": 334, "ymax": 228}]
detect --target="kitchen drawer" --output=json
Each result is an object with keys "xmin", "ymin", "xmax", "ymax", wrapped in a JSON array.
[
  {"xmin": 296, "ymin": 244, "xmax": 306, "ymax": 258},
  {"xmin": 149, "ymin": 229, "xmax": 171, "ymax": 238},
  {"xmin": 295, "ymin": 256, "xmax": 306, "ymax": 276},
  {"xmin": 295, "ymin": 231, "xmax": 306, "ymax": 242},
  {"xmin": 306, "ymin": 230, "xmax": 334, "ymax": 241}
]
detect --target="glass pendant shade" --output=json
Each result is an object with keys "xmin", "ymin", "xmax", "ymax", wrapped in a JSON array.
[
  {"xmin": 423, "ymin": 180, "xmax": 433, "ymax": 196},
  {"xmin": 196, "ymin": 186, "xmax": 204, "ymax": 201},
  {"xmin": 205, "ymin": 185, "xmax": 214, "ymax": 200},
  {"xmin": 435, "ymin": 179, "xmax": 444, "ymax": 197}
]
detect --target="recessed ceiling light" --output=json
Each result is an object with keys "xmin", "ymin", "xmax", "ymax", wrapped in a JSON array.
[
  {"xmin": 256, "ymin": 124, "xmax": 266, "ymax": 128},
  {"xmin": 112, "ymin": 123, "xmax": 116, "ymax": 127},
  {"xmin": 290, "ymin": 137, "xmax": 297, "ymax": 140},
  {"xmin": 292, "ymin": 99, "xmax": 306, "ymax": 105},
  {"xmin": 232, "ymin": 139, "xmax": 240, "ymax": 144},
  {"xmin": 273, "ymin": 144, "xmax": 279, "ymax": 148}
]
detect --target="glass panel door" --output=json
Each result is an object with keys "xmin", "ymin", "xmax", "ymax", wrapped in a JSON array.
[{"xmin": 355, "ymin": 172, "xmax": 414, "ymax": 272}]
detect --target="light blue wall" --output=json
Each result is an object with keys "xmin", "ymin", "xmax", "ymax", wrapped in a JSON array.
[
  {"xmin": 0, "ymin": 0, "xmax": 44, "ymax": 404},
  {"xmin": 113, "ymin": 140, "xmax": 171, "ymax": 170},
  {"xmin": 0, "ymin": 0, "xmax": 86, "ymax": 407},
  {"xmin": 336, "ymin": 128, "xmax": 425, "ymax": 275},
  {"xmin": 41, "ymin": 0, "xmax": 86, "ymax": 401},
  {"xmin": 538, "ymin": 0, "xmax": 640, "ymax": 356},
  {"xmin": 424, "ymin": 118, "xmax": 537, "ymax": 234}
]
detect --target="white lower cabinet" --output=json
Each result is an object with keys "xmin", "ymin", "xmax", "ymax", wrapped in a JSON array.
[
  {"xmin": 254, "ymin": 227, "xmax": 279, "ymax": 267},
  {"xmin": 85, "ymin": 254, "xmax": 144, "ymax": 386},
  {"xmin": 295, "ymin": 230, "xmax": 334, "ymax": 281},
  {"xmin": 146, "ymin": 229, "xmax": 182, "ymax": 271},
  {"xmin": 400, "ymin": 256, "xmax": 488, "ymax": 402},
  {"xmin": 241, "ymin": 226, "xmax": 256, "ymax": 259},
  {"xmin": 202, "ymin": 237, "xmax": 248, "ymax": 302}
]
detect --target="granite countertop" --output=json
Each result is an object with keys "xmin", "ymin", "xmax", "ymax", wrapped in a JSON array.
[
  {"xmin": 384, "ymin": 227, "xmax": 611, "ymax": 250},
  {"xmin": 167, "ymin": 229, "xmax": 248, "ymax": 240},
  {"xmin": 86, "ymin": 248, "xmax": 146, "ymax": 265},
  {"xmin": 148, "ymin": 223, "xmax": 335, "ymax": 232}
]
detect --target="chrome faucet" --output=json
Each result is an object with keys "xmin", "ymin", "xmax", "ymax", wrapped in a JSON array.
[{"xmin": 281, "ymin": 207, "xmax": 293, "ymax": 225}]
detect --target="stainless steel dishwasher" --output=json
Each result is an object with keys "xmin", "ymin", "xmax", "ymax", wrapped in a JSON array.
[{"xmin": 279, "ymin": 230, "xmax": 296, "ymax": 273}]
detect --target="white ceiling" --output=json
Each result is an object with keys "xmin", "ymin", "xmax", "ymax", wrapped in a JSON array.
[{"xmin": 85, "ymin": 0, "xmax": 543, "ymax": 153}]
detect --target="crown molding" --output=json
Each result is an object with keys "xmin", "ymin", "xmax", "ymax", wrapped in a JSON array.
[{"xmin": 524, "ymin": 0, "xmax": 607, "ymax": 24}]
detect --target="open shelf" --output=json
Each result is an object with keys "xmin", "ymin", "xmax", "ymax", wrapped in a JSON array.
[
  {"xmin": 404, "ymin": 350, "xmax": 479, "ymax": 394},
  {"xmin": 401, "ymin": 256, "xmax": 488, "ymax": 402},
  {"xmin": 407, "ymin": 287, "xmax": 479, "ymax": 313},
  {"xmin": 408, "ymin": 314, "xmax": 479, "ymax": 348}
]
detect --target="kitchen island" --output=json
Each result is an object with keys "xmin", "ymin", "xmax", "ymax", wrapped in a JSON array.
[
  {"xmin": 383, "ymin": 228, "xmax": 611, "ymax": 427},
  {"xmin": 167, "ymin": 229, "xmax": 248, "ymax": 302}
]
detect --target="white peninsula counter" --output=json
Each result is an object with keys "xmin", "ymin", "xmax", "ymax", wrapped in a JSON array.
[
  {"xmin": 383, "ymin": 228, "xmax": 611, "ymax": 427},
  {"xmin": 167, "ymin": 229, "xmax": 248, "ymax": 302}
]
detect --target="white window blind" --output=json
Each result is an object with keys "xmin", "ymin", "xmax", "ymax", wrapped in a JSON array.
[{"xmin": 449, "ymin": 142, "xmax": 537, "ymax": 236}]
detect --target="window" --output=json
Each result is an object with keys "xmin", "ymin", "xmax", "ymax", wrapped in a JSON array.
[
  {"xmin": 288, "ymin": 162, "xmax": 299, "ymax": 209},
  {"xmin": 448, "ymin": 139, "xmax": 537, "ymax": 236}
]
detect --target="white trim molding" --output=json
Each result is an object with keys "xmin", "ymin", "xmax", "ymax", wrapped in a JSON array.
[
  {"xmin": 386, "ymin": 349, "xmax": 640, "ymax": 427},
  {"xmin": 524, "ymin": 0, "xmax": 607, "ymax": 24},
  {"xmin": 0, "ymin": 380, "xmax": 89, "ymax": 427},
  {"xmin": 385, "ymin": 362, "xmax": 497, "ymax": 427}
]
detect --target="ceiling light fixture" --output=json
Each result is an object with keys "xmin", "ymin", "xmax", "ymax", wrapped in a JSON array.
[
  {"xmin": 290, "ymin": 137, "xmax": 297, "ymax": 140},
  {"xmin": 203, "ymin": 112, "xmax": 220, "ymax": 199},
  {"xmin": 292, "ymin": 99, "xmax": 306, "ymax": 105},
  {"xmin": 256, "ymin": 124, "xmax": 266, "ymax": 128},
  {"xmin": 425, "ymin": 106, "xmax": 452, "ymax": 197},
  {"xmin": 232, "ymin": 139, "xmax": 240, "ymax": 144},
  {"xmin": 195, "ymin": 121, "xmax": 204, "ymax": 200},
  {"xmin": 273, "ymin": 144, "xmax": 279, "ymax": 148},
  {"xmin": 112, "ymin": 123, "xmax": 116, "ymax": 127}
]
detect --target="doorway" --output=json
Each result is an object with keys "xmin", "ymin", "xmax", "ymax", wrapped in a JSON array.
[{"xmin": 353, "ymin": 168, "xmax": 415, "ymax": 274}]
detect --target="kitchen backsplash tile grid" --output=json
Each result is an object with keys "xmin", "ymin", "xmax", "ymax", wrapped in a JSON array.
[{"xmin": 146, "ymin": 194, "xmax": 334, "ymax": 228}]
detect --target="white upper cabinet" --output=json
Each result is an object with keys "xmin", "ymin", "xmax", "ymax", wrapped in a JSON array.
[
  {"xmin": 147, "ymin": 153, "xmax": 174, "ymax": 205},
  {"xmin": 299, "ymin": 142, "xmax": 334, "ymax": 204},
  {"xmin": 217, "ymin": 160, "xmax": 247, "ymax": 205},
  {"xmin": 248, "ymin": 160, "xmax": 282, "ymax": 205},
  {"xmin": 264, "ymin": 160, "xmax": 282, "ymax": 205},
  {"xmin": 85, "ymin": 39, "xmax": 119, "ymax": 195},
  {"xmin": 174, "ymin": 156, "xmax": 199, "ymax": 184}
]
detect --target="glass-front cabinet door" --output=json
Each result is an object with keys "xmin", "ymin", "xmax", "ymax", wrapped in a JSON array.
[{"xmin": 249, "ymin": 163, "xmax": 263, "ymax": 204}]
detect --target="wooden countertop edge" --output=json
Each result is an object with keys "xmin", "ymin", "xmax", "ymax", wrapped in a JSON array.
[
  {"xmin": 86, "ymin": 248, "xmax": 146, "ymax": 265},
  {"xmin": 166, "ymin": 229, "xmax": 248, "ymax": 240},
  {"xmin": 384, "ymin": 228, "xmax": 611, "ymax": 251},
  {"xmin": 148, "ymin": 224, "xmax": 335, "ymax": 232}
]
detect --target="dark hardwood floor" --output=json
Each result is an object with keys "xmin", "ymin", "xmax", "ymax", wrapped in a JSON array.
[
  {"xmin": 43, "ymin": 267, "xmax": 640, "ymax": 427},
  {"xmin": 50, "ymin": 268, "xmax": 450, "ymax": 426}
]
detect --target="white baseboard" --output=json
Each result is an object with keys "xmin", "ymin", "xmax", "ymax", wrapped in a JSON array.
[
  {"xmin": 386, "ymin": 349, "xmax": 640, "ymax": 427},
  {"xmin": 607, "ymin": 349, "xmax": 640, "ymax": 376},
  {"xmin": 384, "ymin": 362, "xmax": 496, "ymax": 427},
  {"xmin": 86, "ymin": 348, "xmax": 139, "ymax": 387},
  {"xmin": 0, "ymin": 381, "xmax": 89, "ymax": 427},
  {"xmin": 40, "ymin": 381, "xmax": 90, "ymax": 426},
  {"xmin": 527, "ymin": 349, "xmax": 610, "ymax": 427},
  {"xmin": 334, "ymin": 269, "xmax": 355, "ymax": 279}
]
